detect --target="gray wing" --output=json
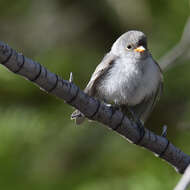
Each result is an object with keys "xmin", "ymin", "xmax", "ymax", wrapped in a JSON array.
[
  {"xmin": 71, "ymin": 52, "xmax": 117, "ymax": 125},
  {"xmin": 143, "ymin": 60, "xmax": 163, "ymax": 122},
  {"xmin": 129, "ymin": 73, "xmax": 163, "ymax": 123},
  {"xmin": 84, "ymin": 52, "xmax": 118, "ymax": 96}
]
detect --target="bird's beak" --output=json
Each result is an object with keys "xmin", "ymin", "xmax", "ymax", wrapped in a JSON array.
[{"xmin": 134, "ymin": 46, "xmax": 146, "ymax": 53}]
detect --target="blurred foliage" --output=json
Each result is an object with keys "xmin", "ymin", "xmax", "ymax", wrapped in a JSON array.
[{"xmin": 0, "ymin": 0, "xmax": 190, "ymax": 189}]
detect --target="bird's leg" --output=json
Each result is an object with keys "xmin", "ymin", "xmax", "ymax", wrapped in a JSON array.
[
  {"xmin": 159, "ymin": 125, "xmax": 169, "ymax": 157},
  {"xmin": 124, "ymin": 106, "xmax": 145, "ymax": 144},
  {"xmin": 120, "ymin": 105, "xmax": 140, "ymax": 123},
  {"xmin": 126, "ymin": 107, "xmax": 139, "ymax": 123},
  {"xmin": 108, "ymin": 103, "xmax": 145, "ymax": 143}
]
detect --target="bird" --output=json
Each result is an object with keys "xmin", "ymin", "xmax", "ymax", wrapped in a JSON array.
[{"xmin": 71, "ymin": 30, "xmax": 163, "ymax": 125}]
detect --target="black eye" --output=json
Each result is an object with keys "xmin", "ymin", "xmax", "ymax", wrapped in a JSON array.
[{"xmin": 127, "ymin": 45, "xmax": 132, "ymax": 50}]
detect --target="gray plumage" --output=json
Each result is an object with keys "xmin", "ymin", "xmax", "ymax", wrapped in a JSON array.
[{"xmin": 71, "ymin": 30, "xmax": 163, "ymax": 125}]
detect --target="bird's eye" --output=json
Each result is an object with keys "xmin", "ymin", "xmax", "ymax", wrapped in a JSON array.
[{"xmin": 126, "ymin": 45, "xmax": 132, "ymax": 50}]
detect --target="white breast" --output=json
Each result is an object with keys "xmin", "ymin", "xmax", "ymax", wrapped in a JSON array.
[{"xmin": 97, "ymin": 56, "xmax": 161, "ymax": 105}]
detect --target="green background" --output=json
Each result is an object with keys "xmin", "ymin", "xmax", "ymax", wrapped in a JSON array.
[{"xmin": 0, "ymin": 0, "xmax": 190, "ymax": 189}]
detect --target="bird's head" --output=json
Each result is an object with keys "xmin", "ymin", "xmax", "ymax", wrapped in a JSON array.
[{"xmin": 111, "ymin": 30, "xmax": 149, "ymax": 60}]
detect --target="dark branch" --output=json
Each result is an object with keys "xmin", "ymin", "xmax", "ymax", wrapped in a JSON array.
[{"xmin": 0, "ymin": 41, "xmax": 189, "ymax": 174}]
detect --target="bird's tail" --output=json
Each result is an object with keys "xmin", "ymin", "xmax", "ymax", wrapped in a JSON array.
[{"xmin": 71, "ymin": 110, "xmax": 85, "ymax": 125}]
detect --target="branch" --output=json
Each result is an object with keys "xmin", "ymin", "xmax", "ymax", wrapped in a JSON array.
[
  {"xmin": 0, "ymin": 41, "xmax": 189, "ymax": 174},
  {"xmin": 174, "ymin": 165, "xmax": 190, "ymax": 190},
  {"xmin": 159, "ymin": 16, "xmax": 190, "ymax": 71}
]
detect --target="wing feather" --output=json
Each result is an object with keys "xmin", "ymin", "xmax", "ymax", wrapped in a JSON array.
[
  {"xmin": 129, "ymin": 62, "xmax": 163, "ymax": 123},
  {"xmin": 71, "ymin": 52, "xmax": 117, "ymax": 125},
  {"xmin": 84, "ymin": 53, "xmax": 117, "ymax": 96}
]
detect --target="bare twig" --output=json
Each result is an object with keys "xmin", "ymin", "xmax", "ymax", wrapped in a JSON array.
[
  {"xmin": 174, "ymin": 165, "xmax": 190, "ymax": 190},
  {"xmin": 161, "ymin": 125, "xmax": 167, "ymax": 137},
  {"xmin": 0, "ymin": 41, "xmax": 189, "ymax": 174},
  {"xmin": 159, "ymin": 16, "xmax": 190, "ymax": 71},
  {"xmin": 69, "ymin": 72, "xmax": 73, "ymax": 83}
]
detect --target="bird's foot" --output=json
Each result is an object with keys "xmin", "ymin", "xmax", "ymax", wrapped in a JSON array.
[
  {"xmin": 105, "ymin": 102, "xmax": 121, "ymax": 112},
  {"xmin": 126, "ymin": 107, "xmax": 145, "ymax": 144},
  {"xmin": 106, "ymin": 104, "xmax": 122, "ymax": 117},
  {"xmin": 134, "ymin": 119, "xmax": 145, "ymax": 145}
]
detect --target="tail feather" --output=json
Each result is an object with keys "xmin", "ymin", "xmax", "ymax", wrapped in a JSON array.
[{"xmin": 71, "ymin": 110, "xmax": 85, "ymax": 125}]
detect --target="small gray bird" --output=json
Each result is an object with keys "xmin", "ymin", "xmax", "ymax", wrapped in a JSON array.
[{"xmin": 71, "ymin": 30, "xmax": 163, "ymax": 125}]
